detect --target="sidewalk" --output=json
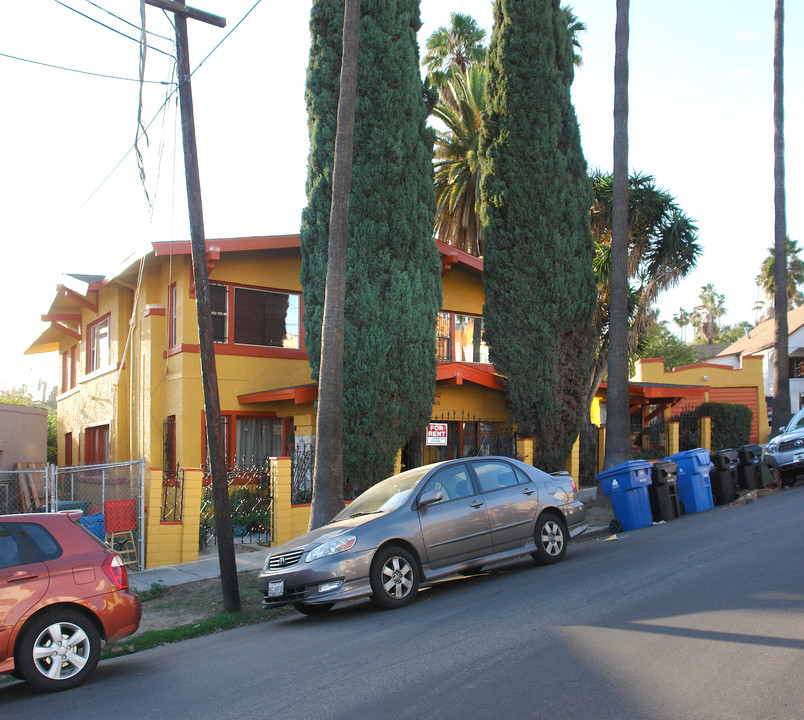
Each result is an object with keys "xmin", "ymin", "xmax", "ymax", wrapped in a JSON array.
[{"xmin": 129, "ymin": 543, "xmax": 267, "ymax": 592}]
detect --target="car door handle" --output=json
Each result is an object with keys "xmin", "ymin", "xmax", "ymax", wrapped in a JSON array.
[
  {"xmin": 8, "ymin": 574, "xmax": 40, "ymax": 583},
  {"xmin": 470, "ymin": 500, "xmax": 484, "ymax": 508},
  {"xmin": 522, "ymin": 488, "xmax": 536, "ymax": 496}
]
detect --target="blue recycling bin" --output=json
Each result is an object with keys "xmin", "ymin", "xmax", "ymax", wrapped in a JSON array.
[
  {"xmin": 596, "ymin": 460, "xmax": 653, "ymax": 531},
  {"xmin": 664, "ymin": 448, "xmax": 714, "ymax": 514},
  {"xmin": 78, "ymin": 513, "xmax": 105, "ymax": 540}
]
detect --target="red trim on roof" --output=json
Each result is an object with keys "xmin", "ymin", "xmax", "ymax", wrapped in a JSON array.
[
  {"xmin": 436, "ymin": 362, "xmax": 503, "ymax": 391},
  {"xmin": 57, "ymin": 285, "xmax": 99, "ymax": 313},
  {"xmin": 150, "ymin": 235, "xmax": 485, "ymax": 274},
  {"xmin": 238, "ymin": 384, "xmax": 318, "ymax": 405},
  {"xmin": 152, "ymin": 235, "xmax": 301, "ymax": 257}
]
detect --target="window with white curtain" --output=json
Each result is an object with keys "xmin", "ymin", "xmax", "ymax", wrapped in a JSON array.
[{"xmin": 235, "ymin": 418, "xmax": 282, "ymax": 466}]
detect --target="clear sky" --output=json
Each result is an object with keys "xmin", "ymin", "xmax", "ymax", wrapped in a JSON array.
[{"xmin": 2, "ymin": 0, "xmax": 801, "ymax": 393}]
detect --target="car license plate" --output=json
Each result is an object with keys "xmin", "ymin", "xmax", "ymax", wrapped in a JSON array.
[
  {"xmin": 267, "ymin": 580, "xmax": 284, "ymax": 598},
  {"xmin": 795, "ymin": 452, "xmax": 804, "ymax": 463}
]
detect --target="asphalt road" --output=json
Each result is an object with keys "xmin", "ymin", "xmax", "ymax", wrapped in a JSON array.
[{"xmin": 3, "ymin": 487, "xmax": 803, "ymax": 719}]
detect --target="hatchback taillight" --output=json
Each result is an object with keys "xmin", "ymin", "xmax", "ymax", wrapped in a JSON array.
[{"xmin": 102, "ymin": 553, "xmax": 129, "ymax": 590}]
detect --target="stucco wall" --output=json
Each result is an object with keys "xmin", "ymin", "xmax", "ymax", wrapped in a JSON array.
[{"xmin": 0, "ymin": 404, "xmax": 47, "ymax": 471}]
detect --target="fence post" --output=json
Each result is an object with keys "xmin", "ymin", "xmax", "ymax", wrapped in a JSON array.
[
  {"xmin": 516, "ymin": 438, "xmax": 534, "ymax": 465},
  {"xmin": 700, "ymin": 416, "xmax": 712, "ymax": 450},
  {"xmin": 596, "ymin": 426, "xmax": 606, "ymax": 474},
  {"xmin": 667, "ymin": 422, "xmax": 680, "ymax": 456},
  {"xmin": 270, "ymin": 457, "xmax": 293, "ymax": 547},
  {"xmin": 564, "ymin": 436, "xmax": 580, "ymax": 480}
]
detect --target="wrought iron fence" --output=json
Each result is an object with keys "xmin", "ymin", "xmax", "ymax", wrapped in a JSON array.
[
  {"xmin": 672, "ymin": 403, "xmax": 703, "ymax": 451},
  {"xmin": 200, "ymin": 458, "xmax": 273, "ymax": 548},
  {"xmin": 161, "ymin": 465, "xmax": 184, "ymax": 522},
  {"xmin": 631, "ymin": 420, "xmax": 671, "ymax": 460},
  {"xmin": 290, "ymin": 444, "xmax": 314, "ymax": 505},
  {"xmin": 421, "ymin": 412, "xmax": 518, "ymax": 465}
]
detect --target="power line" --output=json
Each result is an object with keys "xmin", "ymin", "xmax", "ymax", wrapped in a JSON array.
[
  {"xmin": 52, "ymin": 0, "xmax": 266, "ymax": 239},
  {"xmin": 53, "ymin": 0, "xmax": 175, "ymax": 58},
  {"xmin": 85, "ymin": 1, "xmax": 174, "ymax": 43},
  {"xmin": 0, "ymin": 51, "xmax": 173, "ymax": 84}
]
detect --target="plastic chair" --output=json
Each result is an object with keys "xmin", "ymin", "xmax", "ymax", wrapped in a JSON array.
[{"xmin": 104, "ymin": 499, "xmax": 138, "ymax": 568}]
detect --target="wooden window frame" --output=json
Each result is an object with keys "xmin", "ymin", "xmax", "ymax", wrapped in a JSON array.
[{"xmin": 86, "ymin": 314, "xmax": 111, "ymax": 374}]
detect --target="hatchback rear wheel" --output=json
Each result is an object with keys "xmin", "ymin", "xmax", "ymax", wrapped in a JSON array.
[
  {"xmin": 17, "ymin": 609, "xmax": 101, "ymax": 691},
  {"xmin": 370, "ymin": 546, "xmax": 419, "ymax": 609},
  {"xmin": 532, "ymin": 514, "xmax": 567, "ymax": 565}
]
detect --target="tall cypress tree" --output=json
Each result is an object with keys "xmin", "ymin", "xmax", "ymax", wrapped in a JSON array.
[
  {"xmin": 479, "ymin": 0, "xmax": 596, "ymax": 471},
  {"xmin": 300, "ymin": 0, "xmax": 440, "ymax": 491}
]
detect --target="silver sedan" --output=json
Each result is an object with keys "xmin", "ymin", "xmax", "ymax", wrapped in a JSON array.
[{"xmin": 257, "ymin": 456, "xmax": 587, "ymax": 615}]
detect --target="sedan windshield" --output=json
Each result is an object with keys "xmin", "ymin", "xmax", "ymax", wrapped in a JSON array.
[{"xmin": 332, "ymin": 466, "xmax": 431, "ymax": 521}]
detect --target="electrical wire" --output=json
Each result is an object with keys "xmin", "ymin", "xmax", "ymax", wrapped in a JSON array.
[
  {"xmin": 0, "ymin": 51, "xmax": 173, "ymax": 84},
  {"xmin": 51, "ymin": 0, "xmax": 266, "ymax": 240},
  {"xmin": 53, "ymin": 0, "xmax": 175, "ymax": 58},
  {"xmin": 85, "ymin": 0, "xmax": 174, "ymax": 43}
]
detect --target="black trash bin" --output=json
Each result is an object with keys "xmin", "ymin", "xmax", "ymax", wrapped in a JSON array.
[
  {"xmin": 709, "ymin": 449, "xmax": 739, "ymax": 505},
  {"xmin": 737, "ymin": 444, "xmax": 763, "ymax": 490},
  {"xmin": 648, "ymin": 460, "xmax": 681, "ymax": 522}
]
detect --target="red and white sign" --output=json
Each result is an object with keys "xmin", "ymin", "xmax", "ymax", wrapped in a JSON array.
[{"xmin": 426, "ymin": 423, "xmax": 448, "ymax": 446}]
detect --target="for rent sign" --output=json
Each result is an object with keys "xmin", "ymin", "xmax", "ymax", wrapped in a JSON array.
[{"xmin": 426, "ymin": 423, "xmax": 448, "ymax": 446}]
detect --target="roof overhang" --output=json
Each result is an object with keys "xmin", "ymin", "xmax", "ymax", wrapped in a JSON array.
[
  {"xmin": 435, "ymin": 363, "xmax": 504, "ymax": 391},
  {"xmin": 238, "ymin": 384, "xmax": 318, "ymax": 406}
]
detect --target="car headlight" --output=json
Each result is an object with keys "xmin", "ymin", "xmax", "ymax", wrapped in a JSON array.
[
  {"xmin": 766, "ymin": 441, "xmax": 779, "ymax": 453},
  {"xmin": 305, "ymin": 535, "xmax": 357, "ymax": 563}
]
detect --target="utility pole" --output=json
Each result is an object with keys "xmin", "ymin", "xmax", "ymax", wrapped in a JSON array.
[{"xmin": 144, "ymin": 1, "xmax": 240, "ymax": 611}]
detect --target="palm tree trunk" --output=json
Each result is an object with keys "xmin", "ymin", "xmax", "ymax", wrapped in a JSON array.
[
  {"xmin": 603, "ymin": 0, "xmax": 632, "ymax": 470},
  {"xmin": 308, "ymin": 0, "xmax": 360, "ymax": 530},
  {"xmin": 771, "ymin": 0, "xmax": 790, "ymax": 431}
]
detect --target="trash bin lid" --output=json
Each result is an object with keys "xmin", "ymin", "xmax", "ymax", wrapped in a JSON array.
[
  {"xmin": 665, "ymin": 448, "xmax": 712, "ymax": 473},
  {"xmin": 737, "ymin": 444, "xmax": 762, "ymax": 461},
  {"xmin": 651, "ymin": 459, "xmax": 677, "ymax": 484},
  {"xmin": 596, "ymin": 459, "xmax": 653, "ymax": 493},
  {"xmin": 710, "ymin": 449, "xmax": 739, "ymax": 469}
]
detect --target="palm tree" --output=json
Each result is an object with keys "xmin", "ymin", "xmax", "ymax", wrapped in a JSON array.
[
  {"xmin": 432, "ymin": 65, "xmax": 486, "ymax": 256},
  {"xmin": 673, "ymin": 308, "xmax": 692, "ymax": 342},
  {"xmin": 758, "ymin": 237, "xmax": 804, "ymax": 310},
  {"xmin": 422, "ymin": 12, "xmax": 486, "ymax": 100},
  {"xmin": 308, "ymin": 0, "xmax": 360, "ymax": 531},
  {"xmin": 560, "ymin": 5, "xmax": 587, "ymax": 68},
  {"xmin": 602, "ymin": 0, "xmax": 631, "ymax": 471},
  {"xmin": 772, "ymin": 0, "xmax": 790, "ymax": 428},
  {"xmin": 691, "ymin": 283, "xmax": 726, "ymax": 344}
]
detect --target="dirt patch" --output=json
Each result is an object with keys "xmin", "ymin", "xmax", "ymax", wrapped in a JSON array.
[{"xmin": 133, "ymin": 572, "xmax": 270, "ymax": 635}]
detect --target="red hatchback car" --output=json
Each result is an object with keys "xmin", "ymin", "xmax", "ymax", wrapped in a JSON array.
[{"xmin": 0, "ymin": 511, "xmax": 141, "ymax": 691}]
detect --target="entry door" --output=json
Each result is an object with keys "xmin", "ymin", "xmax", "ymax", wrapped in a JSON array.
[
  {"xmin": 417, "ymin": 463, "xmax": 492, "ymax": 568},
  {"xmin": 0, "ymin": 524, "xmax": 49, "ymax": 660}
]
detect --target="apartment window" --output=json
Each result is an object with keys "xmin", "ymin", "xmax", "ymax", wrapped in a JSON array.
[
  {"xmin": 61, "ymin": 352, "xmax": 68, "ymax": 393},
  {"xmin": 436, "ymin": 311, "xmax": 452, "ymax": 361},
  {"xmin": 86, "ymin": 316, "xmax": 110, "ymax": 373},
  {"xmin": 168, "ymin": 283, "xmax": 178, "ymax": 348},
  {"xmin": 85, "ymin": 425, "xmax": 110, "ymax": 465},
  {"xmin": 235, "ymin": 418, "xmax": 283, "ymax": 466},
  {"xmin": 234, "ymin": 288, "xmax": 299, "ymax": 348},
  {"xmin": 790, "ymin": 358, "xmax": 804, "ymax": 379},
  {"xmin": 211, "ymin": 284, "xmax": 228, "ymax": 343},
  {"xmin": 454, "ymin": 314, "xmax": 489, "ymax": 363}
]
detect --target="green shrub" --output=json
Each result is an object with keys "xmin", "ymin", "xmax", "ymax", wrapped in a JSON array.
[{"xmin": 678, "ymin": 402, "xmax": 753, "ymax": 451}]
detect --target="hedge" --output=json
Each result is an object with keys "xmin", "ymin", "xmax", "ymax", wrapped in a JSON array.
[{"xmin": 678, "ymin": 402, "xmax": 753, "ymax": 451}]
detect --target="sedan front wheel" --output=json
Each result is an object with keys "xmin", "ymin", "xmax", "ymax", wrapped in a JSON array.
[{"xmin": 370, "ymin": 546, "xmax": 419, "ymax": 609}]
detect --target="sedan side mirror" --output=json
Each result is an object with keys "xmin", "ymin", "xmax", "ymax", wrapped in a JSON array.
[{"xmin": 417, "ymin": 490, "xmax": 443, "ymax": 508}]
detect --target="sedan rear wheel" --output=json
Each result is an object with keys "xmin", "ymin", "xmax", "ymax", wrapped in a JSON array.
[
  {"xmin": 532, "ymin": 514, "xmax": 567, "ymax": 565},
  {"xmin": 370, "ymin": 546, "xmax": 419, "ymax": 609},
  {"xmin": 17, "ymin": 609, "xmax": 101, "ymax": 691}
]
